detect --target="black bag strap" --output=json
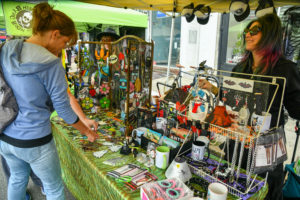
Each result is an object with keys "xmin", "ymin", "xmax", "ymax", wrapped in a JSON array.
[
  {"xmin": 0, "ymin": 42, "xmax": 5, "ymax": 52},
  {"xmin": 0, "ymin": 42, "xmax": 6, "ymax": 73}
]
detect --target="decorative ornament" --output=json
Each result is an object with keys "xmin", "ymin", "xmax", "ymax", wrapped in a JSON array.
[
  {"xmin": 109, "ymin": 54, "xmax": 118, "ymax": 64},
  {"xmin": 98, "ymin": 58, "xmax": 105, "ymax": 66},
  {"xmin": 222, "ymin": 90, "xmax": 228, "ymax": 102},
  {"xmin": 205, "ymin": 105, "xmax": 232, "ymax": 127},
  {"xmin": 134, "ymin": 77, "xmax": 142, "ymax": 92},
  {"xmin": 176, "ymin": 101, "xmax": 188, "ymax": 125},
  {"xmin": 100, "ymin": 64, "xmax": 109, "ymax": 77},
  {"xmin": 81, "ymin": 97, "xmax": 94, "ymax": 110},
  {"xmin": 192, "ymin": 102, "xmax": 205, "ymax": 113},
  {"xmin": 234, "ymin": 94, "xmax": 242, "ymax": 107},
  {"xmin": 99, "ymin": 97, "xmax": 110, "ymax": 109},
  {"xmin": 99, "ymin": 83, "xmax": 110, "ymax": 95},
  {"xmin": 89, "ymin": 88, "xmax": 96, "ymax": 97},
  {"xmin": 120, "ymin": 79, "xmax": 127, "ymax": 89},
  {"xmin": 130, "ymin": 82, "xmax": 135, "ymax": 93},
  {"xmin": 119, "ymin": 52, "xmax": 125, "ymax": 70},
  {"xmin": 95, "ymin": 48, "xmax": 109, "ymax": 61}
]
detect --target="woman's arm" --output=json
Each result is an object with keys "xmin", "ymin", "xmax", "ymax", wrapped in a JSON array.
[{"xmin": 68, "ymin": 90, "xmax": 98, "ymax": 130}]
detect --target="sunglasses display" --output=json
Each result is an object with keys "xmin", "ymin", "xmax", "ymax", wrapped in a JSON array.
[{"xmin": 243, "ymin": 26, "xmax": 262, "ymax": 36}]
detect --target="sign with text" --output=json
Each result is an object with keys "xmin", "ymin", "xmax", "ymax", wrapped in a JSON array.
[{"xmin": 2, "ymin": 1, "xmax": 39, "ymax": 36}]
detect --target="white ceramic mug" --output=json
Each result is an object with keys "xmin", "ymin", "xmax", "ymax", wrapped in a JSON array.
[
  {"xmin": 191, "ymin": 141, "xmax": 209, "ymax": 161},
  {"xmin": 207, "ymin": 182, "xmax": 228, "ymax": 200},
  {"xmin": 196, "ymin": 136, "xmax": 210, "ymax": 147},
  {"xmin": 155, "ymin": 146, "xmax": 170, "ymax": 169}
]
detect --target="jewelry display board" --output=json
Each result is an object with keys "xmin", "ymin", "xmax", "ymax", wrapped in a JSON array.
[
  {"xmin": 158, "ymin": 67, "xmax": 286, "ymax": 199},
  {"xmin": 77, "ymin": 36, "xmax": 154, "ymax": 133}
]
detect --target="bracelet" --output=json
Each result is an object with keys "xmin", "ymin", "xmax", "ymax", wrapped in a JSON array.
[
  {"xmin": 158, "ymin": 180, "xmax": 172, "ymax": 188},
  {"xmin": 174, "ymin": 187, "xmax": 185, "ymax": 198},
  {"xmin": 187, "ymin": 177, "xmax": 209, "ymax": 198},
  {"xmin": 166, "ymin": 188, "xmax": 180, "ymax": 199}
]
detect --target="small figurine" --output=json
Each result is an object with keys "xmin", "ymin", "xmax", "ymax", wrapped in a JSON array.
[
  {"xmin": 131, "ymin": 142, "xmax": 138, "ymax": 158},
  {"xmin": 120, "ymin": 139, "xmax": 131, "ymax": 155},
  {"xmin": 238, "ymin": 104, "xmax": 250, "ymax": 127}
]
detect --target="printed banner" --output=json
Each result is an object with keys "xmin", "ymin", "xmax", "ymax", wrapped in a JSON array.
[{"xmin": 2, "ymin": 1, "xmax": 44, "ymax": 36}]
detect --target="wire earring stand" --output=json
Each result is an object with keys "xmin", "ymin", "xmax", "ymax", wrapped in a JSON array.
[{"xmin": 170, "ymin": 67, "xmax": 286, "ymax": 199}]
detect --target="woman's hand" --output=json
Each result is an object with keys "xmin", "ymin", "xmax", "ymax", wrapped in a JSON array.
[
  {"xmin": 198, "ymin": 79, "xmax": 219, "ymax": 95},
  {"xmin": 199, "ymin": 79, "xmax": 213, "ymax": 90},
  {"xmin": 82, "ymin": 118, "xmax": 98, "ymax": 131},
  {"xmin": 71, "ymin": 118, "xmax": 99, "ymax": 142},
  {"xmin": 85, "ymin": 129, "xmax": 99, "ymax": 142}
]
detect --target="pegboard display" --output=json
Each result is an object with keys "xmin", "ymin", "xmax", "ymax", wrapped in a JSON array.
[{"xmin": 77, "ymin": 36, "xmax": 154, "ymax": 130}]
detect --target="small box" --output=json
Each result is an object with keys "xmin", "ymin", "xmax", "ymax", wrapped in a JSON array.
[{"xmin": 141, "ymin": 178, "xmax": 194, "ymax": 200}]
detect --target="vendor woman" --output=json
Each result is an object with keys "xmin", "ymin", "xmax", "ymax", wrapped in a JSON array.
[{"xmin": 199, "ymin": 13, "xmax": 300, "ymax": 200}]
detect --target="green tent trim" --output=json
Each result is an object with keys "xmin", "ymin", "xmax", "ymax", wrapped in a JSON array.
[{"xmin": 49, "ymin": 0, "xmax": 148, "ymax": 33}]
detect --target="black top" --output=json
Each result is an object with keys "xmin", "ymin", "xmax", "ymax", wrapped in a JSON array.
[{"xmin": 232, "ymin": 57, "xmax": 300, "ymax": 126}]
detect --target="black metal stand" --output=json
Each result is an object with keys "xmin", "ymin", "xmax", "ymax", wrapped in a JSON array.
[{"xmin": 291, "ymin": 120, "xmax": 300, "ymax": 164}]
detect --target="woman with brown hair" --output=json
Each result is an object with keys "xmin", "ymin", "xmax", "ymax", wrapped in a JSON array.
[
  {"xmin": 0, "ymin": 3, "xmax": 99, "ymax": 200},
  {"xmin": 200, "ymin": 13, "xmax": 300, "ymax": 199}
]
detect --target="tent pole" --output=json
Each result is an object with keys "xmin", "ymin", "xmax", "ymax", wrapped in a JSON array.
[
  {"xmin": 167, "ymin": 12, "xmax": 175, "ymax": 78},
  {"xmin": 148, "ymin": 10, "xmax": 152, "ymax": 42}
]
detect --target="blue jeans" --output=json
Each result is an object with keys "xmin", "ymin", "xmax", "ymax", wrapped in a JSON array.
[
  {"xmin": 0, "ymin": 139, "xmax": 65, "ymax": 200},
  {"xmin": 1, "ymin": 155, "xmax": 43, "ymax": 188}
]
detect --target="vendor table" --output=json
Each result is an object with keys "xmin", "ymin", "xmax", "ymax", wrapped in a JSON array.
[{"xmin": 51, "ymin": 114, "xmax": 268, "ymax": 200}]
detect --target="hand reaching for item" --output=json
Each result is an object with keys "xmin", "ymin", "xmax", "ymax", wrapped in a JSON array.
[
  {"xmin": 85, "ymin": 129, "xmax": 99, "ymax": 142},
  {"xmin": 198, "ymin": 79, "xmax": 213, "ymax": 90},
  {"xmin": 82, "ymin": 118, "xmax": 98, "ymax": 131},
  {"xmin": 198, "ymin": 79, "xmax": 219, "ymax": 95}
]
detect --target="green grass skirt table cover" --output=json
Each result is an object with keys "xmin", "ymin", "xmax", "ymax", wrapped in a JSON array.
[{"xmin": 51, "ymin": 116, "xmax": 268, "ymax": 200}]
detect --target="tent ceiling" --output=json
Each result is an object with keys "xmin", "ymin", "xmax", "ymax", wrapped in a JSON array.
[
  {"xmin": 49, "ymin": 0, "xmax": 148, "ymax": 32},
  {"xmin": 76, "ymin": 0, "xmax": 300, "ymax": 13}
]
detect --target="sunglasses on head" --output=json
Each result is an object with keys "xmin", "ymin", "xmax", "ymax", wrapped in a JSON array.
[{"xmin": 243, "ymin": 26, "xmax": 262, "ymax": 36}]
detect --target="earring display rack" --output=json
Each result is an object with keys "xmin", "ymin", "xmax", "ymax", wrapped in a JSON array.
[
  {"xmin": 159, "ymin": 66, "xmax": 286, "ymax": 199},
  {"xmin": 77, "ymin": 36, "xmax": 154, "ymax": 133}
]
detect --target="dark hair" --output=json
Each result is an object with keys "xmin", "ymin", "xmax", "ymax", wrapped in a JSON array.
[
  {"xmin": 242, "ymin": 13, "xmax": 283, "ymax": 74},
  {"xmin": 32, "ymin": 2, "xmax": 77, "ymax": 45}
]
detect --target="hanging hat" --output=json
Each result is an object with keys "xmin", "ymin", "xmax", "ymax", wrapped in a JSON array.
[
  {"xmin": 229, "ymin": 0, "xmax": 250, "ymax": 22},
  {"xmin": 255, "ymin": 0, "xmax": 276, "ymax": 18},
  {"xmin": 181, "ymin": 3, "xmax": 195, "ymax": 23},
  {"xmin": 194, "ymin": 4, "xmax": 211, "ymax": 25},
  {"xmin": 97, "ymin": 27, "xmax": 120, "ymax": 41}
]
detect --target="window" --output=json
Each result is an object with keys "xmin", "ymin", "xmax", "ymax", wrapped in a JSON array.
[
  {"xmin": 225, "ymin": 11, "xmax": 256, "ymax": 64},
  {"xmin": 189, "ymin": 30, "xmax": 197, "ymax": 44},
  {"xmin": 151, "ymin": 11, "xmax": 181, "ymax": 66}
]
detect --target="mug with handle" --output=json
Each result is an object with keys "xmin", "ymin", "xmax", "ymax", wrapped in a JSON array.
[
  {"xmin": 207, "ymin": 182, "xmax": 228, "ymax": 200},
  {"xmin": 155, "ymin": 146, "xmax": 170, "ymax": 169},
  {"xmin": 191, "ymin": 140, "xmax": 210, "ymax": 161}
]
